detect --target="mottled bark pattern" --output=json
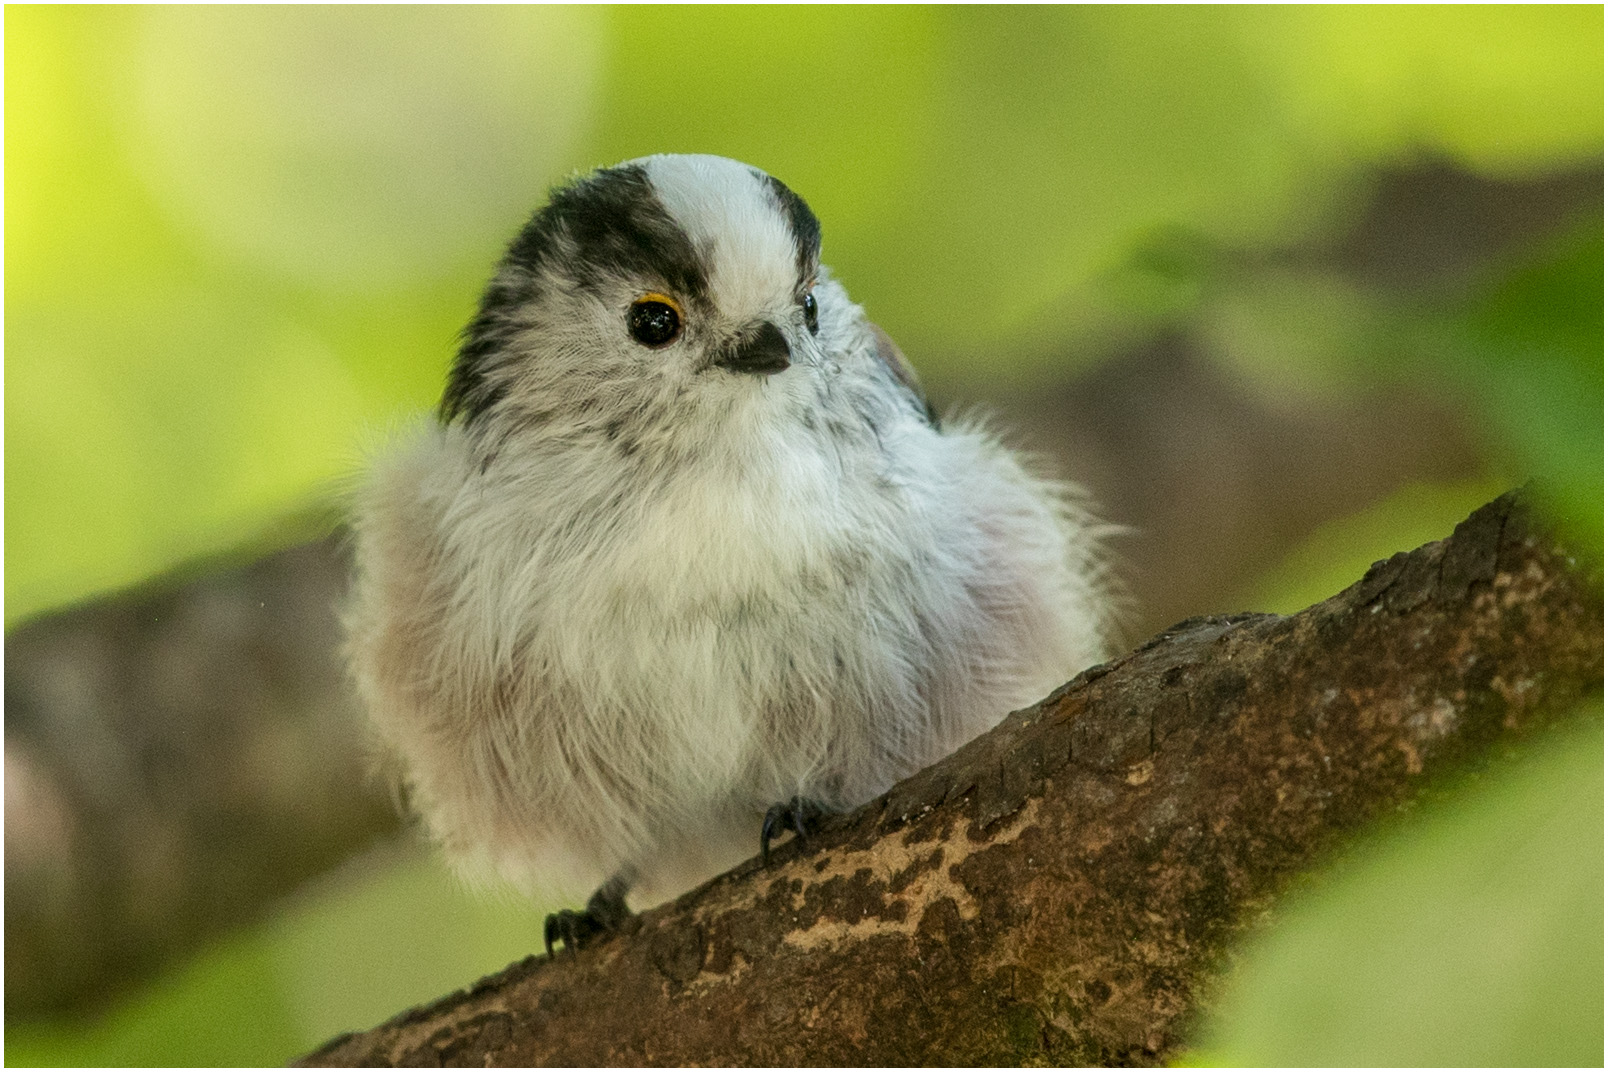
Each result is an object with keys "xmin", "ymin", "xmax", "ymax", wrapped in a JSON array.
[{"xmin": 303, "ymin": 492, "xmax": 1602, "ymax": 1067}]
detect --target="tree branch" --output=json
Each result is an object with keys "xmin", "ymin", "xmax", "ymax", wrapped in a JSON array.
[
  {"xmin": 5, "ymin": 536, "xmax": 397, "ymax": 1019},
  {"xmin": 302, "ymin": 491, "xmax": 1602, "ymax": 1067}
]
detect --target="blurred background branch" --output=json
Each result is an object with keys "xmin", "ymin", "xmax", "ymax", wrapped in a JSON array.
[
  {"xmin": 5, "ymin": 6, "xmax": 1600, "ymax": 1064},
  {"xmin": 4, "ymin": 535, "xmax": 395, "ymax": 1019}
]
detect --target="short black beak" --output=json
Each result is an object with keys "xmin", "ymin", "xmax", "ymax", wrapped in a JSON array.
[{"xmin": 715, "ymin": 321, "xmax": 791, "ymax": 376}]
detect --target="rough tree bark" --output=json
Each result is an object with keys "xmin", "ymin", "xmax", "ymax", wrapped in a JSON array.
[{"xmin": 302, "ymin": 491, "xmax": 1602, "ymax": 1067}]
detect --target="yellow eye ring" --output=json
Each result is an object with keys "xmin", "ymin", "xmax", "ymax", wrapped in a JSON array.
[{"xmin": 635, "ymin": 292, "xmax": 683, "ymax": 318}]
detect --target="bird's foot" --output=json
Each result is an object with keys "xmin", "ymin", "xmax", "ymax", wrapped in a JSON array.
[
  {"xmin": 760, "ymin": 796, "xmax": 827, "ymax": 866},
  {"xmin": 544, "ymin": 873, "xmax": 632, "ymax": 958}
]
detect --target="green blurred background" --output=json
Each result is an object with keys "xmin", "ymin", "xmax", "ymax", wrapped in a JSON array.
[{"xmin": 5, "ymin": 6, "xmax": 1601, "ymax": 1065}]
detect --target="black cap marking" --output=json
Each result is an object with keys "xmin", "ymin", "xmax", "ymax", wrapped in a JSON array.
[{"xmin": 762, "ymin": 173, "xmax": 822, "ymax": 288}]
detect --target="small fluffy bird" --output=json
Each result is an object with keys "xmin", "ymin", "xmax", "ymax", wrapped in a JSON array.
[{"xmin": 346, "ymin": 154, "xmax": 1114, "ymax": 950}]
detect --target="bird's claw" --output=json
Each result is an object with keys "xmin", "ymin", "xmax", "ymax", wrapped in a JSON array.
[
  {"xmin": 543, "ymin": 908, "xmax": 602, "ymax": 958},
  {"xmin": 761, "ymin": 796, "xmax": 825, "ymax": 866},
  {"xmin": 543, "ymin": 874, "xmax": 633, "ymax": 958}
]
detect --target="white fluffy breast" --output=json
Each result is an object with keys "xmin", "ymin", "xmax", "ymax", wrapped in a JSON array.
[{"xmin": 350, "ymin": 401, "xmax": 1111, "ymax": 907}]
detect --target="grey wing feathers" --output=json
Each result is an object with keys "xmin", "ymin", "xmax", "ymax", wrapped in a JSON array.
[{"xmin": 869, "ymin": 322, "xmax": 940, "ymax": 429}]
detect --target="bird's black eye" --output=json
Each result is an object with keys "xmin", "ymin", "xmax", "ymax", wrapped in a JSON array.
[
  {"xmin": 802, "ymin": 291, "xmax": 819, "ymax": 335},
  {"xmin": 628, "ymin": 293, "xmax": 683, "ymax": 347}
]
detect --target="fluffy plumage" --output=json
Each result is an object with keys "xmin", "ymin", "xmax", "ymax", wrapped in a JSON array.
[{"xmin": 346, "ymin": 154, "xmax": 1115, "ymax": 909}]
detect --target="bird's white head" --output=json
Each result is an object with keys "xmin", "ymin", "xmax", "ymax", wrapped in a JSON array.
[{"xmin": 440, "ymin": 154, "xmax": 897, "ymax": 453}]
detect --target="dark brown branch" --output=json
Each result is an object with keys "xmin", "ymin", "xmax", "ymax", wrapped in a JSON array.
[{"xmin": 303, "ymin": 491, "xmax": 1600, "ymax": 1067}]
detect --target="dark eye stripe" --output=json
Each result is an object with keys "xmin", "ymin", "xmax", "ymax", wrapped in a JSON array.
[{"xmin": 761, "ymin": 172, "xmax": 821, "ymax": 285}]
